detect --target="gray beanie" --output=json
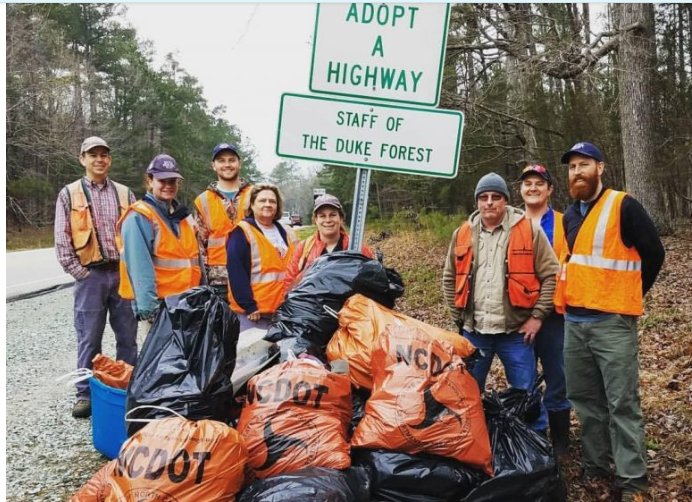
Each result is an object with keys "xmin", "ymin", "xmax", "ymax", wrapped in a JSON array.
[{"xmin": 475, "ymin": 173, "xmax": 510, "ymax": 200}]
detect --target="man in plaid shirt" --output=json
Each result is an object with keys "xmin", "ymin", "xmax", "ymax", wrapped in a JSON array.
[{"xmin": 54, "ymin": 137, "xmax": 138, "ymax": 418}]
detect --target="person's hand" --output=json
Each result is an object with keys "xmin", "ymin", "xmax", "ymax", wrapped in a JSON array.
[
  {"xmin": 519, "ymin": 316, "xmax": 542, "ymax": 345},
  {"xmin": 247, "ymin": 310, "xmax": 261, "ymax": 322}
]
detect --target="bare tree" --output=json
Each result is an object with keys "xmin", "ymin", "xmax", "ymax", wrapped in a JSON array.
[{"xmin": 617, "ymin": 3, "xmax": 671, "ymax": 234}]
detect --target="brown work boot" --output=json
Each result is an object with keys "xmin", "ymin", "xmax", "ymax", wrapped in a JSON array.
[
  {"xmin": 72, "ymin": 399, "xmax": 91, "ymax": 418},
  {"xmin": 621, "ymin": 490, "xmax": 647, "ymax": 502}
]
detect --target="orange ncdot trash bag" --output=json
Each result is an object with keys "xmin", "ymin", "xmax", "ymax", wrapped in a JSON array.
[
  {"xmin": 237, "ymin": 358, "xmax": 352, "ymax": 479},
  {"xmin": 327, "ymin": 294, "xmax": 477, "ymax": 390},
  {"xmin": 351, "ymin": 326, "xmax": 493, "ymax": 476},
  {"xmin": 92, "ymin": 354, "xmax": 133, "ymax": 390},
  {"xmin": 71, "ymin": 460, "xmax": 116, "ymax": 501},
  {"xmin": 106, "ymin": 416, "xmax": 248, "ymax": 501}
]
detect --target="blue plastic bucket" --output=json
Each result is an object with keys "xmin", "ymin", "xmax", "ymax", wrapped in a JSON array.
[{"xmin": 89, "ymin": 377, "xmax": 128, "ymax": 459}]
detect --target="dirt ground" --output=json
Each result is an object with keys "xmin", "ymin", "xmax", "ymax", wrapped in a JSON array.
[{"xmin": 371, "ymin": 227, "xmax": 692, "ymax": 502}]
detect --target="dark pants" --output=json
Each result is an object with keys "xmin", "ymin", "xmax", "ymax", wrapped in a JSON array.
[
  {"xmin": 534, "ymin": 312, "xmax": 571, "ymax": 412},
  {"xmin": 73, "ymin": 268, "xmax": 137, "ymax": 398}
]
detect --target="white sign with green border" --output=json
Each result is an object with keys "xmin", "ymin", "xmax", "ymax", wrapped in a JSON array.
[
  {"xmin": 276, "ymin": 93, "xmax": 463, "ymax": 179},
  {"xmin": 310, "ymin": 3, "xmax": 450, "ymax": 106}
]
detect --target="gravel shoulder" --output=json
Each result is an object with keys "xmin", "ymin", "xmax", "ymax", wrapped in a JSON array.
[{"xmin": 6, "ymin": 288, "xmax": 118, "ymax": 501}]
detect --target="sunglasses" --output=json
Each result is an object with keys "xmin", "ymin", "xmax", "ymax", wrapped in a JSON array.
[{"xmin": 522, "ymin": 164, "xmax": 547, "ymax": 174}]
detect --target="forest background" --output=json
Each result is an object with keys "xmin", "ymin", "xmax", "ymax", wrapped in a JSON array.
[{"xmin": 5, "ymin": 3, "xmax": 692, "ymax": 236}]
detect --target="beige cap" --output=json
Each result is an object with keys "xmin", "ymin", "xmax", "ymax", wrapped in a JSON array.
[{"xmin": 80, "ymin": 136, "xmax": 110, "ymax": 154}]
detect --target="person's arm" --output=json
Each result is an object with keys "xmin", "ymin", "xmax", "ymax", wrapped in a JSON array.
[
  {"xmin": 54, "ymin": 187, "xmax": 90, "ymax": 280},
  {"xmin": 361, "ymin": 243, "xmax": 376, "ymax": 259},
  {"xmin": 441, "ymin": 228, "xmax": 462, "ymax": 324},
  {"xmin": 621, "ymin": 196, "xmax": 665, "ymax": 295},
  {"xmin": 226, "ymin": 227, "xmax": 257, "ymax": 313},
  {"xmin": 193, "ymin": 195, "xmax": 211, "ymax": 268},
  {"xmin": 120, "ymin": 211, "xmax": 159, "ymax": 319}
]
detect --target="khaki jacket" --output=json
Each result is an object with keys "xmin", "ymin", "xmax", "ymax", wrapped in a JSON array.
[{"xmin": 442, "ymin": 206, "xmax": 558, "ymax": 333}]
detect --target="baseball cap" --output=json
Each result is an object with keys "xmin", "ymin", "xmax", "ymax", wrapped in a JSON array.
[
  {"xmin": 212, "ymin": 143, "xmax": 240, "ymax": 161},
  {"xmin": 80, "ymin": 136, "xmax": 110, "ymax": 154},
  {"xmin": 561, "ymin": 141, "xmax": 603, "ymax": 164},
  {"xmin": 313, "ymin": 194, "xmax": 343, "ymax": 214},
  {"xmin": 146, "ymin": 154, "xmax": 184, "ymax": 180},
  {"xmin": 520, "ymin": 164, "xmax": 552, "ymax": 185}
]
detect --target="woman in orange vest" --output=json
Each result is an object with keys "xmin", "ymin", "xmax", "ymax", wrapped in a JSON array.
[
  {"xmin": 226, "ymin": 183, "xmax": 297, "ymax": 332},
  {"xmin": 519, "ymin": 164, "xmax": 571, "ymax": 458},
  {"xmin": 284, "ymin": 194, "xmax": 375, "ymax": 293},
  {"xmin": 117, "ymin": 154, "xmax": 203, "ymax": 322}
]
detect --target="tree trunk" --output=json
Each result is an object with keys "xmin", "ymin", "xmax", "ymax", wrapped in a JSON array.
[{"xmin": 617, "ymin": 3, "xmax": 671, "ymax": 234}]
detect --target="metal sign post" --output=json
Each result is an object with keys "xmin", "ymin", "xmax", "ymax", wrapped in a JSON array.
[{"xmin": 348, "ymin": 167, "xmax": 371, "ymax": 251}]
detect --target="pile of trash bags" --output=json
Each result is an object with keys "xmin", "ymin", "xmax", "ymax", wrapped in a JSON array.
[{"xmin": 72, "ymin": 255, "xmax": 566, "ymax": 502}]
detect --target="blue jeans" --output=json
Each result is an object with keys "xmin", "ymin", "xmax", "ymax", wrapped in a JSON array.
[
  {"xmin": 73, "ymin": 268, "xmax": 137, "ymax": 399},
  {"xmin": 534, "ymin": 312, "xmax": 571, "ymax": 412},
  {"xmin": 463, "ymin": 330, "xmax": 548, "ymax": 431}
]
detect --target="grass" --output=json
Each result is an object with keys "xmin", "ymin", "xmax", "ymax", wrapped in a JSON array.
[
  {"xmin": 368, "ymin": 210, "xmax": 467, "ymax": 245},
  {"xmin": 6, "ymin": 226, "xmax": 55, "ymax": 251}
]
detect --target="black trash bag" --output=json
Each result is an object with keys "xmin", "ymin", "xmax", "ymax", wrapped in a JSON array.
[
  {"xmin": 352, "ymin": 449, "xmax": 487, "ymax": 502},
  {"xmin": 265, "ymin": 252, "xmax": 404, "ymax": 359},
  {"xmin": 460, "ymin": 390, "xmax": 566, "ymax": 502},
  {"xmin": 348, "ymin": 387, "xmax": 369, "ymax": 441},
  {"xmin": 237, "ymin": 466, "xmax": 371, "ymax": 502},
  {"xmin": 125, "ymin": 286, "xmax": 240, "ymax": 436},
  {"xmin": 497, "ymin": 375, "xmax": 544, "ymax": 425}
]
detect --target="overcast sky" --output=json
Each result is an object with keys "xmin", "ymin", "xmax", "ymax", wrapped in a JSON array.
[{"xmin": 120, "ymin": 3, "xmax": 318, "ymax": 174}]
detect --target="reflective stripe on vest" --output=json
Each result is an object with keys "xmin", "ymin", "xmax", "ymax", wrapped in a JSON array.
[
  {"xmin": 195, "ymin": 187, "xmax": 251, "ymax": 266},
  {"xmin": 555, "ymin": 189, "xmax": 643, "ymax": 316},
  {"xmin": 454, "ymin": 218, "xmax": 540, "ymax": 310},
  {"xmin": 228, "ymin": 220, "xmax": 296, "ymax": 314},
  {"xmin": 116, "ymin": 201, "xmax": 201, "ymax": 300},
  {"xmin": 552, "ymin": 210, "xmax": 566, "ymax": 314},
  {"xmin": 67, "ymin": 179, "xmax": 131, "ymax": 267}
]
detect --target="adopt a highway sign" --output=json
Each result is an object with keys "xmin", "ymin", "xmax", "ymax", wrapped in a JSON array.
[
  {"xmin": 276, "ymin": 93, "xmax": 463, "ymax": 179},
  {"xmin": 310, "ymin": 3, "xmax": 450, "ymax": 106}
]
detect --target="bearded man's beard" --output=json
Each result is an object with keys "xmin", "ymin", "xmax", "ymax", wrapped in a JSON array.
[{"xmin": 569, "ymin": 173, "xmax": 599, "ymax": 200}]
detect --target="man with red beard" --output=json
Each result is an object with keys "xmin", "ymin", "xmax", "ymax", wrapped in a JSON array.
[{"xmin": 555, "ymin": 141, "xmax": 664, "ymax": 501}]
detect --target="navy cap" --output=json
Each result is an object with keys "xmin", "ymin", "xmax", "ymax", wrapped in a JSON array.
[
  {"xmin": 146, "ymin": 154, "xmax": 184, "ymax": 180},
  {"xmin": 212, "ymin": 143, "xmax": 240, "ymax": 161},
  {"xmin": 561, "ymin": 142, "xmax": 603, "ymax": 164}
]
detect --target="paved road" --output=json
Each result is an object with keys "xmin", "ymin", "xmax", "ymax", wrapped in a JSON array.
[{"xmin": 6, "ymin": 248, "xmax": 73, "ymax": 300}]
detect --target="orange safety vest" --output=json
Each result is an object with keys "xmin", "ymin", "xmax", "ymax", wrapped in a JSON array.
[
  {"xmin": 194, "ymin": 186, "xmax": 251, "ymax": 266},
  {"xmin": 116, "ymin": 201, "xmax": 202, "ymax": 300},
  {"xmin": 228, "ymin": 221, "xmax": 298, "ymax": 314},
  {"xmin": 454, "ymin": 218, "xmax": 541, "ymax": 310},
  {"xmin": 296, "ymin": 230, "xmax": 375, "ymax": 272},
  {"xmin": 67, "ymin": 179, "xmax": 131, "ymax": 267},
  {"xmin": 554, "ymin": 189, "xmax": 643, "ymax": 316}
]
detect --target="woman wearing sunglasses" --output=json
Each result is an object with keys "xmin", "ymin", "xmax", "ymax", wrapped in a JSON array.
[{"xmin": 116, "ymin": 154, "xmax": 204, "ymax": 323}]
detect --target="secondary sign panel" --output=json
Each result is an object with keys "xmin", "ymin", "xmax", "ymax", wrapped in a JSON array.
[
  {"xmin": 276, "ymin": 93, "xmax": 463, "ymax": 179},
  {"xmin": 310, "ymin": 3, "xmax": 450, "ymax": 106}
]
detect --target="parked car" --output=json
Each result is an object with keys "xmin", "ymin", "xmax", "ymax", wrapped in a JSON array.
[
  {"xmin": 290, "ymin": 213, "xmax": 303, "ymax": 227},
  {"xmin": 278, "ymin": 211, "xmax": 292, "ymax": 227}
]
